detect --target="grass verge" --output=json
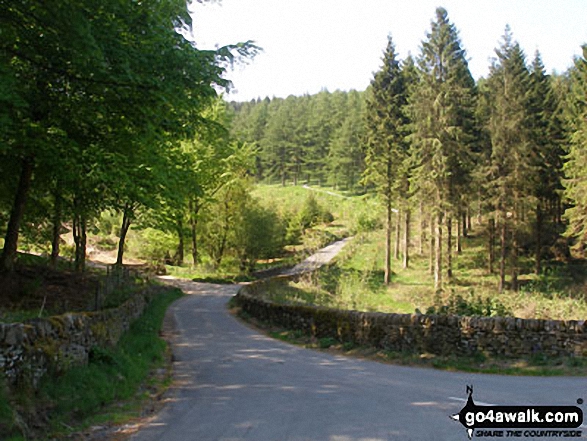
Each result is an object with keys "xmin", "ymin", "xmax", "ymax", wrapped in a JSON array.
[{"xmin": 1, "ymin": 285, "xmax": 183, "ymax": 441}]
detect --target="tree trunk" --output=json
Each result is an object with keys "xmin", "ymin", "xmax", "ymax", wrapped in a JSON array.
[
  {"xmin": 511, "ymin": 209, "xmax": 519, "ymax": 292},
  {"xmin": 419, "ymin": 201, "xmax": 425, "ymax": 255},
  {"xmin": 488, "ymin": 217, "xmax": 495, "ymax": 274},
  {"xmin": 73, "ymin": 211, "xmax": 87, "ymax": 273},
  {"xmin": 477, "ymin": 190, "xmax": 483, "ymax": 226},
  {"xmin": 50, "ymin": 189, "xmax": 62, "ymax": 268},
  {"xmin": 403, "ymin": 209, "xmax": 410, "ymax": 269},
  {"xmin": 190, "ymin": 198, "xmax": 200, "ymax": 266},
  {"xmin": 429, "ymin": 213, "xmax": 435, "ymax": 276},
  {"xmin": 457, "ymin": 214, "xmax": 462, "ymax": 255},
  {"xmin": 394, "ymin": 208, "xmax": 401, "ymax": 260},
  {"xmin": 535, "ymin": 202, "xmax": 542, "ymax": 275},
  {"xmin": 176, "ymin": 218, "xmax": 184, "ymax": 266},
  {"xmin": 467, "ymin": 207, "xmax": 472, "ymax": 233},
  {"xmin": 499, "ymin": 213, "xmax": 507, "ymax": 293},
  {"xmin": 434, "ymin": 211, "xmax": 443, "ymax": 292},
  {"xmin": 115, "ymin": 205, "xmax": 132, "ymax": 266},
  {"xmin": 447, "ymin": 215, "xmax": 453, "ymax": 282},
  {"xmin": 0, "ymin": 157, "xmax": 34, "ymax": 273},
  {"xmin": 384, "ymin": 197, "xmax": 392, "ymax": 285}
]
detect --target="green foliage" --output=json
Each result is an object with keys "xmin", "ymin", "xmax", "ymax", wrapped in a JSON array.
[
  {"xmin": 319, "ymin": 337, "xmax": 338, "ymax": 349},
  {"xmin": 0, "ymin": 376, "xmax": 15, "ymax": 437},
  {"xmin": 353, "ymin": 210, "xmax": 382, "ymax": 233},
  {"xmin": 298, "ymin": 193, "xmax": 333, "ymax": 229},
  {"xmin": 425, "ymin": 290, "xmax": 511, "ymax": 317},
  {"xmin": 229, "ymin": 90, "xmax": 366, "ymax": 188},
  {"xmin": 0, "ymin": 0, "xmax": 258, "ymax": 271},
  {"xmin": 129, "ymin": 228, "xmax": 177, "ymax": 264},
  {"xmin": 232, "ymin": 198, "xmax": 287, "ymax": 274}
]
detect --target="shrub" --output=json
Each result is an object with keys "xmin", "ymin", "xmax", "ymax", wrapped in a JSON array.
[
  {"xmin": 425, "ymin": 289, "xmax": 511, "ymax": 317},
  {"xmin": 130, "ymin": 228, "xmax": 176, "ymax": 264}
]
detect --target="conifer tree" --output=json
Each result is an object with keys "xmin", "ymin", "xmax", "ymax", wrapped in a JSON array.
[
  {"xmin": 363, "ymin": 35, "xmax": 408, "ymax": 285},
  {"xmin": 409, "ymin": 7, "xmax": 476, "ymax": 291},
  {"xmin": 486, "ymin": 27, "xmax": 533, "ymax": 292},
  {"xmin": 528, "ymin": 51, "xmax": 565, "ymax": 273},
  {"xmin": 563, "ymin": 45, "xmax": 587, "ymax": 254}
]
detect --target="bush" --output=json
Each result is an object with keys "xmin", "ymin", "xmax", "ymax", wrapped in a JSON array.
[
  {"xmin": 233, "ymin": 199, "xmax": 287, "ymax": 274},
  {"xmin": 130, "ymin": 228, "xmax": 176, "ymax": 264},
  {"xmin": 298, "ymin": 193, "xmax": 333, "ymax": 229},
  {"xmin": 425, "ymin": 289, "xmax": 511, "ymax": 317}
]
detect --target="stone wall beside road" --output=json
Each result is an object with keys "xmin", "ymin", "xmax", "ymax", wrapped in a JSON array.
[
  {"xmin": 236, "ymin": 276, "xmax": 587, "ymax": 359},
  {"xmin": 0, "ymin": 285, "xmax": 164, "ymax": 388}
]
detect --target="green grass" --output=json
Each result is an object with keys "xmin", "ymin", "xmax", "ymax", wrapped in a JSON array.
[
  {"xmin": 1, "ymin": 285, "xmax": 183, "ymax": 440},
  {"xmin": 260, "ymin": 225, "xmax": 587, "ymax": 321},
  {"xmin": 252, "ymin": 183, "xmax": 381, "ymax": 235}
]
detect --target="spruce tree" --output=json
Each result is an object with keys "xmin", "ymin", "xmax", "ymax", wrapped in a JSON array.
[
  {"xmin": 563, "ymin": 45, "xmax": 587, "ymax": 254},
  {"xmin": 409, "ymin": 7, "xmax": 476, "ymax": 291},
  {"xmin": 363, "ymin": 35, "xmax": 409, "ymax": 285},
  {"xmin": 486, "ymin": 27, "xmax": 533, "ymax": 292},
  {"xmin": 528, "ymin": 51, "xmax": 565, "ymax": 273}
]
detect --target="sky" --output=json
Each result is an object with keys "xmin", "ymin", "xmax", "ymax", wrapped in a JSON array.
[{"xmin": 189, "ymin": 0, "xmax": 587, "ymax": 102}]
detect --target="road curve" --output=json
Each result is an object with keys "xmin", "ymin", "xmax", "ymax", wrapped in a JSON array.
[{"xmin": 128, "ymin": 276, "xmax": 586, "ymax": 441}]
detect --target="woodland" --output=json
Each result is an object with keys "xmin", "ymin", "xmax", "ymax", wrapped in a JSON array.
[
  {"xmin": 1, "ymin": 3, "xmax": 587, "ymax": 300},
  {"xmin": 230, "ymin": 9, "xmax": 587, "ymax": 295}
]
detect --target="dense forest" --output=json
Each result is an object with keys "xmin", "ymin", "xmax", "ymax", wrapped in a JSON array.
[
  {"xmin": 229, "ymin": 9, "xmax": 587, "ymax": 293},
  {"xmin": 2, "ymin": 3, "xmax": 587, "ymax": 297}
]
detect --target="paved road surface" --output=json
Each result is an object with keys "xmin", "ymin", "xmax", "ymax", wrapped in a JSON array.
[
  {"xmin": 281, "ymin": 237, "xmax": 352, "ymax": 275},
  {"xmin": 130, "ymin": 245, "xmax": 586, "ymax": 440}
]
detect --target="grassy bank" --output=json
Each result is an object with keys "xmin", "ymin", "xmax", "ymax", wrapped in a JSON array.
[
  {"xmin": 262, "ymin": 229, "xmax": 587, "ymax": 321},
  {"xmin": 1, "ymin": 285, "xmax": 183, "ymax": 440}
]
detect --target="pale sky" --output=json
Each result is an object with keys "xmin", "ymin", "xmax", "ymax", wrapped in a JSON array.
[{"xmin": 189, "ymin": 0, "xmax": 587, "ymax": 102}]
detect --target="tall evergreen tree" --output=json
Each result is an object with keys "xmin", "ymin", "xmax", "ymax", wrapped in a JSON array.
[
  {"xmin": 409, "ymin": 7, "xmax": 476, "ymax": 291},
  {"xmin": 363, "ymin": 35, "xmax": 409, "ymax": 285},
  {"xmin": 486, "ymin": 27, "xmax": 533, "ymax": 292},
  {"xmin": 563, "ymin": 45, "xmax": 587, "ymax": 254},
  {"xmin": 528, "ymin": 51, "xmax": 566, "ymax": 274}
]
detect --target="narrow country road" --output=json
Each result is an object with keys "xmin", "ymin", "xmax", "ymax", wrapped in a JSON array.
[{"xmin": 129, "ymin": 242, "xmax": 587, "ymax": 441}]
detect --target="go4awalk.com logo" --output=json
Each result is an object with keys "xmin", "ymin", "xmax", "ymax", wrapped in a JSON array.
[{"xmin": 451, "ymin": 386, "xmax": 583, "ymax": 439}]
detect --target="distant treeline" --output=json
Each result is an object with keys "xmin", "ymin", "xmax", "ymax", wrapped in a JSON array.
[{"xmin": 228, "ymin": 90, "xmax": 366, "ymax": 190}]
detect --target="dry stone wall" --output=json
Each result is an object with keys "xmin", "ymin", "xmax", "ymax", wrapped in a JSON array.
[
  {"xmin": 0, "ymin": 285, "xmax": 163, "ymax": 388},
  {"xmin": 236, "ymin": 276, "xmax": 587, "ymax": 359}
]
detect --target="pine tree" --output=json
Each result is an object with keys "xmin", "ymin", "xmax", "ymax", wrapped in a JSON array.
[
  {"xmin": 363, "ymin": 35, "xmax": 409, "ymax": 285},
  {"xmin": 528, "ymin": 51, "xmax": 565, "ymax": 274},
  {"xmin": 486, "ymin": 27, "xmax": 533, "ymax": 292},
  {"xmin": 563, "ymin": 45, "xmax": 587, "ymax": 254},
  {"xmin": 409, "ymin": 7, "xmax": 476, "ymax": 291}
]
